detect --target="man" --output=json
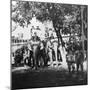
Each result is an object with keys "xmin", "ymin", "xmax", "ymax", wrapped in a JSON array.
[
  {"xmin": 50, "ymin": 33, "xmax": 54, "ymax": 40},
  {"xmin": 32, "ymin": 32, "xmax": 40, "ymax": 42},
  {"xmin": 75, "ymin": 50, "xmax": 84, "ymax": 72},
  {"xmin": 66, "ymin": 50, "xmax": 75, "ymax": 73}
]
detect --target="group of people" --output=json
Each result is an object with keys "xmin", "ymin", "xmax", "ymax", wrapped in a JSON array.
[
  {"xmin": 66, "ymin": 50, "xmax": 84, "ymax": 73},
  {"xmin": 13, "ymin": 32, "xmax": 62, "ymax": 69},
  {"xmin": 13, "ymin": 32, "xmax": 85, "ymax": 72},
  {"xmin": 66, "ymin": 35, "xmax": 86, "ymax": 72},
  {"xmin": 25, "ymin": 32, "xmax": 62, "ymax": 69}
]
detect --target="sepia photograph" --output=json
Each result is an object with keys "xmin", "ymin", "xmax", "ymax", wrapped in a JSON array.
[{"xmin": 11, "ymin": 0, "xmax": 88, "ymax": 89}]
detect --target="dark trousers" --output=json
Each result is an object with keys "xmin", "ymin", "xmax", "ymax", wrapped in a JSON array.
[
  {"xmin": 67, "ymin": 61, "xmax": 75, "ymax": 72},
  {"xmin": 76, "ymin": 62, "xmax": 83, "ymax": 72}
]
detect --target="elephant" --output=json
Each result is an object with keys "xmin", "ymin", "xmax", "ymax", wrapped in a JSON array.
[
  {"xmin": 31, "ymin": 41, "xmax": 40, "ymax": 69},
  {"xmin": 51, "ymin": 39, "xmax": 62, "ymax": 66},
  {"xmin": 14, "ymin": 46, "xmax": 26, "ymax": 66},
  {"xmin": 45, "ymin": 40, "xmax": 53, "ymax": 65},
  {"xmin": 52, "ymin": 40, "xmax": 58, "ymax": 63}
]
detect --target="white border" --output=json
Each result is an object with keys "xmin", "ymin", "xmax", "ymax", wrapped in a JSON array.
[
  {"xmin": 17, "ymin": 0, "xmax": 88, "ymax": 5},
  {"xmin": 0, "ymin": 0, "xmax": 89, "ymax": 90}
]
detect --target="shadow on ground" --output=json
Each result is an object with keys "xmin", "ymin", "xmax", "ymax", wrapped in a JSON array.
[{"xmin": 12, "ymin": 66, "xmax": 87, "ymax": 90}]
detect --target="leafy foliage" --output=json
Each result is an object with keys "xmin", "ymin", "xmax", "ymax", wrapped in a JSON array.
[{"xmin": 12, "ymin": 1, "xmax": 87, "ymax": 46}]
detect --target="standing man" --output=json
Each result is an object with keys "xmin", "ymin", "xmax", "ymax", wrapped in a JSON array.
[
  {"xmin": 66, "ymin": 50, "xmax": 75, "ymax": 73},
  {"xmin": 75, "ymin": 50, "xmax": 84, "ymax": 72}
]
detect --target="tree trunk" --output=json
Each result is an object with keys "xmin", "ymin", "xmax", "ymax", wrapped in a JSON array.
[
  {"xmin": 54, "ymin": 28, "xmax": 65, "ymax": 47},
  {"xmin": 53, "ymin": 20, "xmax": 65, "ymax": 47}
]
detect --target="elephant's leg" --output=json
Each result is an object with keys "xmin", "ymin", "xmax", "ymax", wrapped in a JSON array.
[
  {"xmin": 15, "ymin": 57, "xmax": 18, "ymax": 66},
  {"xmin": 39, "ymin": 49, "xmax": 44, "ymax": 67},
  {"xmin": 76, "ymin": 63, "xmax": 79, "ymax": 72},
  {"xmin": 48, "ymin": 50, "xmax": 53, "ymax": 65},
  {"xmin": 54, "ymin": 47, "xmax": 58, "ymax": 62},
  {"xmin": 36, "ymin": 51, "xmax": 40, "ymax": 67},
  {"xmin": 72, "ymin": 63, "xmax": 75, "ymax": 72},
  {"xmin": 33, "ymin": 46, "xmax": 37, "ymax": 68},
  {"xmin": 80, "ymin": 63, "xmax": 83, "ymax": 72},
  {"xmin": 58, "ymin": 49, "xmax": 62, "ymax": 62},
  {"xmin": 28, "ymin": 51, "xmax": 33, "ymax": 67},
  {"xmin": 68, "ymin": 63, "xmax": 71, "ymax": 73},
  {"xmin": 24, "ymin": 58, "xmax": 27, "ymax": 65},
  {"xmin": 43, "ymin": 50, "xmax": 47, "ymax": 67},
  {"xmin": 44, "ymin": 53, "xmax": 48, "ymax": 67},
  {"xmin": 45, "ymin": 48, "xmax": 49, "ymax": 66},
  {"xmin": 44, "ymin": 50, "xmax": 49, "ymax": 66},
  {"xmin": 33, "ymin": 46, "xmax": 39, "ymax": 69},
  {"xmin": 53, "ymin": 46, "xmax": 58, "ymax": 66}
]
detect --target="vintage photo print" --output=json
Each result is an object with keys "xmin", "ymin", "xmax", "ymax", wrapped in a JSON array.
[{"xmin": 11, "ymin": 0, "xmax": 88, "ymax": 89}]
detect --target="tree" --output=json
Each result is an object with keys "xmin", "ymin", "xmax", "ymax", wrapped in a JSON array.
[{"xmin": 12, "ymin": 1, "xmax": 87, "ymax": 47}]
